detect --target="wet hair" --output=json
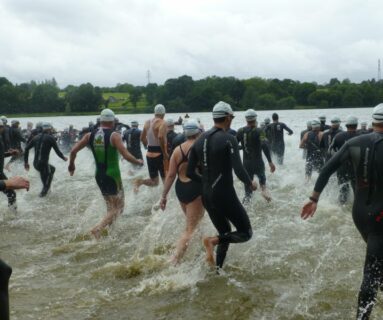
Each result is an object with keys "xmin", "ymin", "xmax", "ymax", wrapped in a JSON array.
[
  {"xmin": 272, "ymin": 113, "xmax": 279, "ymax": 121},
  {"xmin": 346, "ymin": 124, "xmax": 358, "ymax": 130},
  {"xmin": 213, "ymin": 117, "xmax": 226, "ymax": 124}
]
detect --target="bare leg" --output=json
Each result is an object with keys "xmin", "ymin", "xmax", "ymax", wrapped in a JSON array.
[
  {"xmin": 203, "ymin": 236, "xmax": 219, "ymax": 267},
  {"xmin": 134, "ymin": 176, "xmax": 159, "ymax": 193},
  {"xmin": 172, "ymin": 197, "xmax": 204, "ymax": 265},
  {"xmin": 91, "ymin": 191, "xmax": 125, "ymax": 239}
]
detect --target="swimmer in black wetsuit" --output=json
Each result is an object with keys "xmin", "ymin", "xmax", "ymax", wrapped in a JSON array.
[
  {"xmin": 237, "ymin": 109, "xmax": 275, "ymax": 203},
  {"xmin": 160, "ymin": 119, "xmax": 204, "ymax": 265},
  {"xmin": 0, "ymin": 176, "xmax": 29, "ymax": 320},
  {"xmin": 329, "ymin": 116, "xmax": 359, "ymax": 204},
  {"xmin": 319, "ymin": 115, "xmax": 331, "ymax": 132},
  {"xmin": 320, "ymin": 116, "xmax": 342, "ymax": 162},
  {"xmin": 301, "ymin": 104, "xmax": 383, "ymax": 320},
  {"xmin": 5, "ymin": 120, "xmax": 26, "ymax": 170},
  {"xmin": 300, "ymin": 121, "xmax": 312, "ymax": 159},
  {"xmin": 24, "ymin": 123, "xmax": 68, "ymax": 197},
  {"xmin": 268, "ymin": 113, "xmax": 293, "ymax": 165},
  {"xmin": 187, "ymin": 101, "xmax": 257, "ymax": 270},
  {"xmin": 0, "ymin": 122, "xmax": 20, "ymax": 208},
  {"xmin": 357, "ymin": 122, "xmax": 370, "ymax": 135},
  {"xmin": 300, "ymin": 120, "xmax": 323, "ymax": 180},
  {"xmin": 123, "ymin": 121, "xmax": 143, "ymax": 162},
  {"xmin": 166, "ymin": 118, "xmax": 178, "ymax": 156}
]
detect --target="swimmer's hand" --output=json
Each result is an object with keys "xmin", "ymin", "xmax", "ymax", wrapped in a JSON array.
[
  {"xmin": 9, "ymin": 149, "xmax": 20, "ymax": 156},
  {"xmin": 68, "ymin": 163, "xmax": 75, "ymax": 176},
  {"xmin": 5, "ymin": 176, "xmax": 30, "ymax": 191},
  {"xmin": 63, "ymin": 157, "xmax": 68, "ymax": 162},
  {"xmin": 301, "ymin": 200, "xmax": 317, "ymax": 220},
  {"xmin": 136, "ymin": 159, "xmax": 144, "ymax": 166},
  {"xmin": 24, "ymin": 163, "xmax": 30, "ymax": 171},
  {"xmin": 269, "ymin": 162, "xmax": 276, "ymax": 173},
  {"xmin": 250, "ymin": 181, "xmax": 257, "ymax": 191},
  {"xmin": 160, "ymin": 197, "xmax": 167, "ymax": 210}
]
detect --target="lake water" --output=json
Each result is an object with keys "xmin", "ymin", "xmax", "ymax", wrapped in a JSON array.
[{"xmin": 1, "ymin": 107, "xmax": 380, "ymax": 319}]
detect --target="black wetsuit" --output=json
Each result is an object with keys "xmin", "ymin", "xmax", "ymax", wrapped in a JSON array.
[
  {"xmin": 314, "ymin": 131, "xmax": 383, "ymax": 319},
  {"xmin": 268, "ymin": 122, "xmax": 293, "ymax": 165},
  {"xmin": 187, "ymin": 127, "xmax": 253, "ymax": 269},
  {"xmin": 300, "ymin": 128, "xmax": 311, "ymax": 159},
  {"xmin": 320, "ymin": 122, "xmax": 331, "ymax": 132},
  {"xmin": 357, "ymin": 129, "xmax": 370, "ymax": 135},
  {"xmin": 330, "ymin": 131, "xmax": 359, "ymax": 204},
  {"xmin": 0, "ymin": 137, "xmax": 16, "ymax": 206},
  {"xmin": 27, "ymin": 127, "xmax": 42, "ymax": 144},
  {"xmin": 1, "ymin": 126, "xmax": 11, "ymax": 151},
  {"xmin": 237, "ymin": 126, "xmax": 272, "ymax": 201},
  {"xmin": 175, "ymin": 145, "xmax": 201, "ymax": 204},
  {"xmin": 320, "ymin": 127, "xmax": 342, "ymax": 161},
  {"xmin": 24, "ymin": 132, "xmax": 66, "ymax": 196},
  {"xmin": 227, "ymin": 128, "xmax": 237, "ymax": 136},
  {"xmin": 0, "ymin": 258, "xmax": 12, "ymax": 320},
  {"xmin": 167, "ymin": 130, "xmax": 178, "ymax": 156},
  {"xmin": 305, "ymin": 131, "xmax": 323, "ymax": 177},
  {"xmin": 123, "ymin": 128, "xmax": 143, "ymax": 160}
]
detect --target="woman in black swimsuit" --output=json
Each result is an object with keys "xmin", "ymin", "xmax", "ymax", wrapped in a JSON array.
[{"xmin": 160, "ymin": 119, "xmax": 204, "ymax": 265}]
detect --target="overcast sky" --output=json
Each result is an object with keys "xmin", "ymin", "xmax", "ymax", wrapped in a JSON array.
[{"xmin": 0, "ymin": 0, "xmax": 382, "ymax": 87}]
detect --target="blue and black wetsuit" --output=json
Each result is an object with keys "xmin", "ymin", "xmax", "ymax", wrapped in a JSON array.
[
  {"xmin": 187, "ymin": 127, "xmax": 253, "ymax": 269},
  {"xmin": 268, "ymin": 122, "xmax": 293, "ymax": 165},
  {"xmin": 314, "ymin": 131, "xmax": 383, "ymax": 319},
  {"xmin": 89, "ymin": 128, "xmax": 122, "ymax": 196},
  {"xmin": 24, "ymin": 132, "xmax": 66, "ymax": 196},
  {"xmin": 330, "ymin": 131, "xmax": 359, "ymax": 204},
  {"xmin": 123, "ymin": 128, "xmax": 143, "ymax": 160},
  {"xmin": 237, "ymin": 126, "xmax": 272, "ymax": 201},
  {"xmin": 0, "ymin": 258, "xmax": 11, "ymax": 320},
  {"xmin": 320, "ymin": 127, "xmax": 342, "ymax": 161}
]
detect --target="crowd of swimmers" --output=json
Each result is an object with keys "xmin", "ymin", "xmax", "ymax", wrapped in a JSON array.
[{"xmin": 0, "ymin": 103, "xmax": 383, "ymax": 319}]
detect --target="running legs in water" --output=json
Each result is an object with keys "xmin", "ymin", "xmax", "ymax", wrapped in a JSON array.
[
  {"xmin": 0, "ymin": 259, "xmax": 12, "ymax": 320},
  {"xmin": 90, "ymin": 191, "xmax": 125, "ymax": 239},
  {"xmin": 171, "ymin": 198, "xmax": 204, "ymax": 265}
]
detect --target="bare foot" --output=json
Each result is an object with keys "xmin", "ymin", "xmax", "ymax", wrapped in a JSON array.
[
  {"xmin": 91, "ymin": 228, "xmax": 102, "ymax": 240},
  {"xmin": 169, "ymin": 255, "xmax": 180, "ymax": 266},
  {"xmin": 203, "ymin": 237, "xmax": 216, "ymax": 267},
  {"xmin": 133, "ymin": 179, "xmax": 141, "ymax": 193},
  {"xmin": 261, "ymin": 189, "xmax": 272, "ymax": 202}
]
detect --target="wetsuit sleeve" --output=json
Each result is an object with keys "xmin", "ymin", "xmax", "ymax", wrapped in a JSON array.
[
  {"xmin": 24, "ymin": 138, "xmax": 35, "ymax": 163},
  {"xmin": 0, "ymin": 180, "xmax": 5, "ymax": 191},
  {"xmin": 236, "ymin": 129, "xmax": 243, "ymax": 150},
  {"xmin": 283, "ymin": 123, "xmax": 293, "ymax": 135},
  {"xmin": 51, "ymin": 137, "xmax": 66, "ymax": 160},
  {"xmin": 314, "ymin": 142, "xmax": 351, "ymax": 193},
  {"xmin": 186, "ymin": 144, "xmax": 202, "ymax": 183},
  {"xmin": 229, "ymin": 136, "xmax": 252, "ymax": 186},
  {"xmin": 16, "ymin": 130, "xmax": 26, "ymax": 143},
  {"xmin": 261, "ymin": 142, "xmax": 272, "ymax": 163}
]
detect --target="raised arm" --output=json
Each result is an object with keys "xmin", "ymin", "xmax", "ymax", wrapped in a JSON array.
[{"xmin": 283, "ymin": 123, "xmax": 293, "ymax": 135}]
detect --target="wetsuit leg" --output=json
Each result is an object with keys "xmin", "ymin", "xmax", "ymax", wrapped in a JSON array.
[
  {"xmin": 243, "ymin": 161, "xmax": 255, "ymax": 202},
  {"xmin": 0, "ymin": 172, "xmax": 16, "ymax": 207},
  {"xmin": 203, "ymin": 189, "xmax": 253, "ymax": 268},
  {"xmin": 357, "ymin": 234, "xmax": 383, "ymax": 320},
  {"xmin": 46, "ymin": 165, "xmax": 55, "ymax": 191},
  {"xmin": 275, "ymin": 143, "xmax": 285, "ymax": 165},
  {"xmin": 305, "ymin": 156, "xmax": 314, "ymax": 178},
  {"xmin": 337, "ymin": 171, "xmax": 350, "ymax": 205},
  {"xmin": 35, "ymin": 163, "xmax": 52, "ymax": 196},
  {"xmin": 0, "ymin": 259, "xmax": 12, "ymax": 320}
]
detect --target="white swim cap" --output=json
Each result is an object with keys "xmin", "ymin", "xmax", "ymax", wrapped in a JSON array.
[
  {"xmin": 183, "ymin": 119, "xmax": 200, "ymax": 137},
  {"xmin": 166, "ymin": 118, "xmax": 174, "ymax": 126},
  {"xmin": 345, "ymin": 115, "xmax": 358, "ymax": 126},
  {"xmin": 307, "ymin": 121, "xmax": 312, "ymax": 127},
  {"xmin": 360, "ymin": 121, "xmax": 367, "ymax": 126},
  {"xmin": 331, "ymin": 116, "xmax": 341, "ymax": 124},
  {"xmin": 42, "ymin": 122, "xmax": 52, "ymax": 130},
  {"xmin": 311, "ymin": 120, "xmax": 320, "ymax": 128},
  {"xmin": 319, "ymin": 115, "xmax": 326, "ymax": 121},
  {"xmin": 100, "ymin": 108, "xmax": 115, "ymax": 122},
  {"xmin": 372, "ymin": 103, "xmax": 383, "ymax": 123},
  {"xmin": 244, "ymin": 109, "xmax": 257, "ymax": 121},
  {"xmin": 131, "ymin": 120, "xmax": 139, "ymax": 127},
  {"xmin": 212, "ymin": 101, "xmax": 233, "ymax": 119},
  {"xmin": 1, "ymin": 116, "xmax": 7, "ymax": 124},
  {"xmin": 264, "ymin": 117, "xmax": 271, "ymax": 124},
  {"xmin": 154, "ymin": 104, "xmax": 166, "ymax": 115}
]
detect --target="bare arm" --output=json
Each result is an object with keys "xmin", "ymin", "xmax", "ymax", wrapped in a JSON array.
[
  {"xmin": 299, "ymin": 132, "xmax": 308, "ymax": 149},
  {"xmin": 68, "ymin": 133, "xmax": 90, "ymax": 176},
  {"xmin": 111, "ymin": 132, "xmax": 143, "ymax": 165},
  {"xmin": 158, "ymin": 121, "xmax": 168, "ymax": 159},
  {"xmin": 140, "ymin": 120, "xmax": 149, "ymax": 147}
]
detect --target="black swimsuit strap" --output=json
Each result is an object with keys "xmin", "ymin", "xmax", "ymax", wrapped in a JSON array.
[{"xmin": 177, "ymin": 144, "xmax": 191, "ymax": 172}]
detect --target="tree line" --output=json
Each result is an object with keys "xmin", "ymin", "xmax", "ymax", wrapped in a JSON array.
[{"xmin": 1, "ymin": 75, "xmax": 383, "ymax": 115}]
